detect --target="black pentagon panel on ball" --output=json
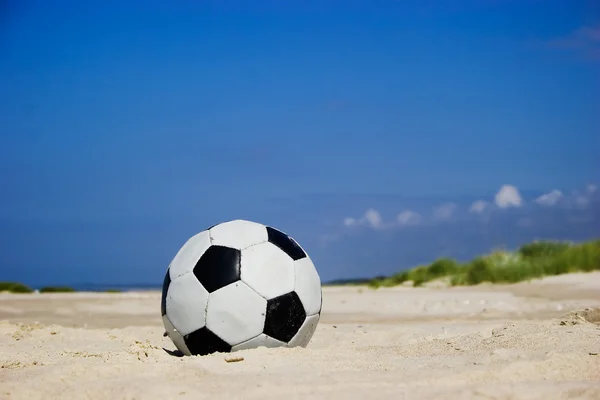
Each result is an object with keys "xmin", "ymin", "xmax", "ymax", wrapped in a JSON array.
[
  {"xmin": 193, "ymin": 245, "xmax": 241, "ymax": 293},
  {"xmin": 184, "ymin": 326, "xmax": 232, "ymax": 356},
  {"xmin": 263, "ymin": 291, "xmax": 307, "ymax": 343},
  {"xmin": 266, "ymin": 226, "xmax": 306, "ymax": 261},
  {"xmin": 161, "ymin": 269, "xmax": 171, "ymax": 316}
]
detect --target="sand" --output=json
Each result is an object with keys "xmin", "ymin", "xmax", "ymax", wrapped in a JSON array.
[{"xmin": 1, "ymin": 272, "xmax": 600, "ymax": 400}]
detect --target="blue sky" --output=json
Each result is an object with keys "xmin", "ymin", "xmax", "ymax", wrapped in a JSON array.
[{"xmin": 1, "ymin": 0, "xmax": 599, "ymax": 287}]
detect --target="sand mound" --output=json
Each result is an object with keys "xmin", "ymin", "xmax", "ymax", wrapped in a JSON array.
[{"xmin": 565, "ymin": 308, "xmax": 600, "ymax": 325}]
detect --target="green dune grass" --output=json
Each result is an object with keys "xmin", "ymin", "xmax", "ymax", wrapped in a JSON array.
[
  {"xmin": 0, "ymin": 282, "xmax": 34, "ymax": 293},
  {"xmin": 367, "ymin": 239, "xmax": 600, "ymax": 289},
  {"xmin": 0, "ymin": 283, "xmax": 122, "ymax": 294},
  {"xmin": 38, "ymin": 286, "xmax": 77, "ymax": 293},
  {"xmin": 0, "ymin": 283, "xmax": 78, "ymax": 293}
]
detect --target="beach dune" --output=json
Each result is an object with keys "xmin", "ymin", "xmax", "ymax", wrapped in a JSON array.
[{"xmin": 1, "ymin": 272, "xmax": 600, "ymax": 400}]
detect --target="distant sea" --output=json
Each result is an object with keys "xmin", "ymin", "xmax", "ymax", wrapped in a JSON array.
[
  {"xmin": 29, "ymin": 278, "xmax": 372, "ymax": 292},
  {"xmin": 31, "ymin": 283, "xmax": 162, "ymax": 292}
]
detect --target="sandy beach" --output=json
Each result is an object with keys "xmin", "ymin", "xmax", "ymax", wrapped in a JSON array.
[{"xmin": 1, "ymin": 272, "xmax": 599, "ymax": 400}]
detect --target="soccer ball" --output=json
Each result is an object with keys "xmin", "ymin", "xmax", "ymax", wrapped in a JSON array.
[{"xmin": 161, "ymin": 219, "xmax": 322, "ymax": 356}]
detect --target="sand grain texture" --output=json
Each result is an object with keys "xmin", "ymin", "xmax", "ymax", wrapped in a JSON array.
[{"xmin": 2, "ymin": 272, "xmax": 600, "ymax": 400}]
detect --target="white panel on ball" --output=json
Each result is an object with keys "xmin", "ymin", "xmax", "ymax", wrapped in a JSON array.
[
  {"xmin": 166, "ymin": 273, "xmax": 209, "ymax": 336},
  {"xmin": 168, "ymin": 230, "xmax": 212, "ymax": 280},
  {"xmin": 240, "ymin": 241, "xmax": 296, "ymax": 300},
  {"xmin": 293, "ymin": 257, "xmax": 322, "ymax": 316},
  {"xmin": 288, "ymin": 313, "xmax": 320, "ymax": 348},
  {"xmin": 231, "ymin": 333, "xmax": 286, "ymax": 352},
  {"xmin": 162, "ymin": 314, "xmax": 192, "ymax": 356},
  {"xmin": 206, "ymin": 281, "xmax": 267, "ymax": 346},
  {"xmin": 209, "ymin": 219, "xmax": 268, "ymax": 250}
]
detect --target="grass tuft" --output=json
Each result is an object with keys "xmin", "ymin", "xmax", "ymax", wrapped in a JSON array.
[
  {"xmin": 39, "ymin": 286, "xmax": 76, "ymax": 293},
  {"xmin": 368, "ymin": 239, "xmax": 600, "ymax": 289},
  {"xmin": 0, "ymin": 282, "xmax": 34, "ymax": 293}
]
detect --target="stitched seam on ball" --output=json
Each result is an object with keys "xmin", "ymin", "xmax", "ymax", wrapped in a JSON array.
[
  {"xmin": 172, "ymin": 269, "xmax": 193, "ymax": 281},
  {"xmin": 240, "ymin": 238, "xmax": 268, "ymax": 251}
]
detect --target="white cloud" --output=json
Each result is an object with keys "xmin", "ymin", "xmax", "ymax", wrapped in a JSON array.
[
  {"xmin": 343, "ymin": 208, "xmax": 384, "ymax": 229},
  {"xmin": 364, "ymin": 208, "xmax": 383, "ymax": 229},
  {"xmin": 340, "ymin": 183, "xmax": 597, "ymax": 232},
  {"xmin": 396, "ymin": 210, "xmax": 421, "ymax": 226},
  {"xmin": 469, "ymin": 200, "xmax": 489, "ymax": 214},
  {"xmin": 535, "ymin": 189, "xmax": 563, "ymax": 206},
  {"xmin": 495, "ymin": 185, "xmax": 523, "ymax": 208},
  {"xmin": 343, "ymin": 217, "xmax": 356, "ymax": 227},
  {"xmin": 433, "ymin": 203, "xmax": 457, "ymax": 220}
]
